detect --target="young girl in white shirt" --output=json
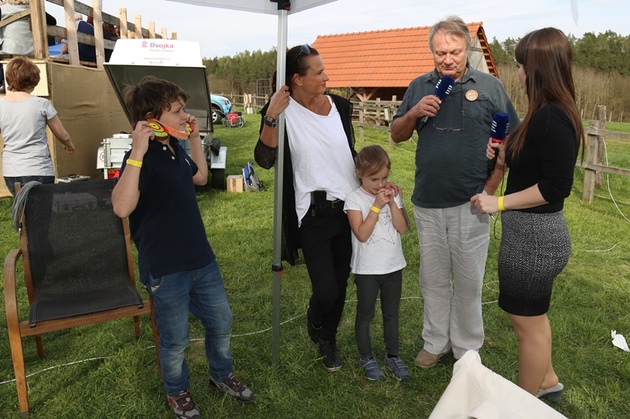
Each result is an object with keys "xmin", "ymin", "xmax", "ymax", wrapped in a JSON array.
[{"xmin": 344, "ymin": 145, "xmax": 410, "ymax": 381}]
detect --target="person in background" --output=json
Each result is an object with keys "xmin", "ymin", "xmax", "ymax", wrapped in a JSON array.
[
  {"xmin": 102, "ymin": 21, "xmax": 119, "ymax": 62},
  {"xmin": 0, "ymin": 57, "xmax": 74, "ymax": 195},
  {"xmin": 0, "ymin": 0, "xmax": 35, "ymax": 57},
  {"xmin": 254, "ymin": 44, "xmax": 358, "ymax": 371},
  {"xmin": 78, "ymin": 15, "xmax": 96, "ymax": 62},
  {"xmin": 0, "ymin": 0, "xmax": 58, "ymax": 55},
  {"xmin": 45, "ymin": 12, "xmax": 57, "ymax": 48},
  {"xmin": 59, "ymin": 13, "xmax": 95, "ymax": 62},
  {"xmin": 112, "ymin": 76, "xmax": 254, "ymax": 419},
  {"xmin": 471, "ymin": 27, "xmax": 584, "ymax": 402},
  {"xmin": 390, "ymin": 15, "xmax": 520, "ymax": 369},
  {"xmin": 344, "ymin": 145, "xmax": 410, "ymax": 381}
]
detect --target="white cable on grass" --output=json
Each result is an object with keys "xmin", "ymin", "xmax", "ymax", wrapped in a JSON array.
[
  {"xmin": 0, "ymin": 357, "xmax": 109, "ymax": 385},
  {"xmin": 579, "ymin": 242, "xmax": 623, "ymax": 253}
]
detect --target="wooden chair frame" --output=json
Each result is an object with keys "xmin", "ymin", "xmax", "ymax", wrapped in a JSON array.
[{"xmin": 4, "ymin": 182, "xmax": 160, "ymax": 416}]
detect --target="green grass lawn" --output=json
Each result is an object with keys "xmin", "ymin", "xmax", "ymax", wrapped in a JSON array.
[{"xmin": 1, "ymin": 112, "xmax": 629, "ymax": 418}]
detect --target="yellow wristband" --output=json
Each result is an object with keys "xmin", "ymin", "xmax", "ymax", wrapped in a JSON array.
[
  {"xmin": 497, "ymin": 196, "xmax": 505, "ymax": 211},
  {"xmin": 126, "ymin": 158, "xmax": 143, "ymax": 168},
  {"xmin": 370, "ymin": 205, "xmax": 381, "ymax": 214}
]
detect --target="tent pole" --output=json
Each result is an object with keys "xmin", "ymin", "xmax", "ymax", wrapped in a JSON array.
[{"xmin": 271, "ymin": 5, "xmax": 289, "ymax": 369}]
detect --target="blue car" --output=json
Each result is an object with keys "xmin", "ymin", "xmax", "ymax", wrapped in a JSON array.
[{"xmin": 210, "ymin": 94, "xmax": 232, "ymax": 124}]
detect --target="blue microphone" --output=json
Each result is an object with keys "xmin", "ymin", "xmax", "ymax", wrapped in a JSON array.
[
  {"xmin": 487, "ymin": 112, "xmax": 510, "ymax": 173},
  {"xmin": 419, "ymin": 75, "xmax": 455, "ymax": 131}
]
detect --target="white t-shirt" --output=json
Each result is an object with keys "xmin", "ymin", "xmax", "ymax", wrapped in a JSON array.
[
  {"xmin": 284, "ymin": 95, "xmax": 358, "ymax": 225},
  {"xmin": 0, "ymin": 95, "xmax": 57, "ymax": 177},
  {"xmin": 344, "ymin": 187, "xmax": 407, "ymax": 275}
]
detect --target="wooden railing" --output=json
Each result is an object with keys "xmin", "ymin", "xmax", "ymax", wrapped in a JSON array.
[
  {"xmin": 579, "ymin": 105, "xmax": 630, "ymax": 203},
  {"xmin": 352, "ymin": 97, "xmax": 401, "ymax": 128},
  {"xmin": 6, "ymin": 0, "xmax": 174, "ymax": 69},
  {"xmin": 225, "ymin": 93, "xmax": 268, "ymax": 111}
]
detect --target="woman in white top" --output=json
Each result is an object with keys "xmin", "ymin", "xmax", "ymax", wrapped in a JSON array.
[{"xmin": 255, "ymin": 44, "xmax": 358, "ymax": 372}]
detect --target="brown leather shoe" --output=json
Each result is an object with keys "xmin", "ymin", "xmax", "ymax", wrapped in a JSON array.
[{"xmin": 414, "ymin": 349, "xmax": 445, "ymax": 368}]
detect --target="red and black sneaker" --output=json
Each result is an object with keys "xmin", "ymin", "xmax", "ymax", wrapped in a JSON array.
[
  {"xmin": 167, "ymin": 390, "xmax": 200, "ymax": 419},
  {"xmin": 209, "ymin": 373, "xmax": 255, "ymax": 403}
]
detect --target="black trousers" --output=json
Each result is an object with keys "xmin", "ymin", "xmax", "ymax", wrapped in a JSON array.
[
  {"xmin": 354, "ymin": 270, "xmax": 402, "ymax": 358},
  {"xmin": 299, "ymin": 206, "xmax": 352, "ymax": 342}
]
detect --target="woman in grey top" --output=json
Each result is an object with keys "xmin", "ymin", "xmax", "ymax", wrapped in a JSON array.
[{"xmin": 0, "ymin": 57, "xmax": 74, "ymax": 195}]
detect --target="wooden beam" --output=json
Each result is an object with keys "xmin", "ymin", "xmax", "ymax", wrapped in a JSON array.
[
  {"xmin": 576, "ymin": 161, "xmax": 630, "ymax": 177},
  {"xmin": 149, "ymin": 22, "xmax": 156, "ymax": 39},
  {"xmin": 92, "ymin": 0, "xmax": 105, "ymax": 68},
  {"xmin": 30, "ymin": 0, "xmax": 48, "ymax": 59},
  {"xmin": 134, "ymin": 15, "xmax": 142, "ymax": 39},
  {"xmin": 63, "ymin": 0, "xmax": 80, "ymax": 66},
  {"xmin": 119, "ymin": 8, "xmax": 128, "ymax": 39}
]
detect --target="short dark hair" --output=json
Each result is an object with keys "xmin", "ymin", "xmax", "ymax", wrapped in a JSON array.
[
  {"xmin": 123, "ymin": 76, "xmax": 190, "ymax": 125},
  {"xmin": 5, "ymin": 57, "xmax": 40, "ymax": 92}
]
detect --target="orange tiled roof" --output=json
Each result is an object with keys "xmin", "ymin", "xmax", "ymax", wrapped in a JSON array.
[{"xmin": 312, "ymin": 23, "xmax": 492, "ymax": 89}]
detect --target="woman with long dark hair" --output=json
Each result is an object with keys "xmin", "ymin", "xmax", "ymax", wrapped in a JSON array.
[
  {"xmin": 472, "ymin": 28, "xmax": 585, "ymax": 401},
  {"xmin": 255, "ymin": 45, "xmax": 358, "ymax": 371}
]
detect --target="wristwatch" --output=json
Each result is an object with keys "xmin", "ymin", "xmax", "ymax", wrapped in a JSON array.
[{"xmin": 263, "ymin": 115, "xmax": 278, "ymax": 128}]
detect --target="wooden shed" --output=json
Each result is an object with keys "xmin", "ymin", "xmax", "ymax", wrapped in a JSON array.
[{"xmin": 312, "ymin": 22, "xmax": 497, "ymax": 102}]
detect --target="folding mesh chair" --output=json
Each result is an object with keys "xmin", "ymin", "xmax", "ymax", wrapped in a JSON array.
[{"xmin": 4, "ymin": 179, "xmax": 159, "ymax": 416}]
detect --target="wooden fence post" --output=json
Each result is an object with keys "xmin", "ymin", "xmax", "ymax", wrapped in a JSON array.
[
  {"xmin": 582, "ymin": 129, "xmax": 597, "ymax": 203},
  {"xmin": 358, "ymin": 101, "xmax": 365, "ymax": 142},
  {"xmin": 389, "ymin": 95, "xmax": 397, "ymax": 148},
  {"xmin": 595, "ymin": 106, "xmax": 606, "ymax": 187},
  {"xmin": 582, "ymin": 105, "xmax": 606, "ymax": 203}
]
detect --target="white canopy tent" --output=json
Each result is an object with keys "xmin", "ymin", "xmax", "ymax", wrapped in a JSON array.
[{"xmin": 166, "ymin": 0, "xmax": 336, "ymax": 367}]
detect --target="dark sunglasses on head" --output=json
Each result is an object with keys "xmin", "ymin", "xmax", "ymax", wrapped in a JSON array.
[{"xmin": 294, "ymin": 44, "xmax": 311, "ymax": 64}]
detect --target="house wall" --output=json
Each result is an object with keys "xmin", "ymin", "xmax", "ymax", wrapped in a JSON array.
[{"xmin": 468, "ymin": 38, "xmax": 490, "ymax": 74}]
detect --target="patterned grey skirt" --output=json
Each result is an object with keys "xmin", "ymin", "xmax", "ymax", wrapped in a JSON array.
[{"xmin": 498, "ymin": 210, "xmax": 571, "ymax": 316}]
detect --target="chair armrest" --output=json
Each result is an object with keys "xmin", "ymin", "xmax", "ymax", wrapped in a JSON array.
[{"xmin": 4, "ymin": 249, "xmax": 22, "ymax": 330}]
